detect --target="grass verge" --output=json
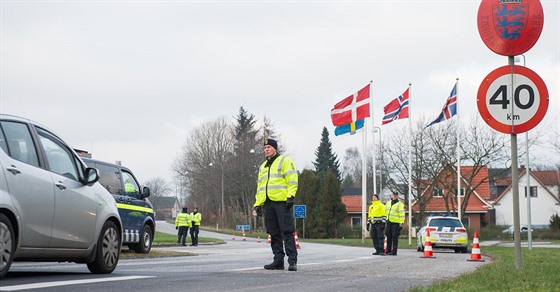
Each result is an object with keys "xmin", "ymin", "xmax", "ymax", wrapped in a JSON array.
[{"xmin": 411, "ymin": 247, "xmax": 560, "ymax": 291}]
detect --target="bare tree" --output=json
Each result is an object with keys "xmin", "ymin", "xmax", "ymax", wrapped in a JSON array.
[{"xmin": 144, "ymin": 177, "xmax": 172, "ymax": 198}]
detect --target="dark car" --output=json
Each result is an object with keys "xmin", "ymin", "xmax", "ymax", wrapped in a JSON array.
[{"xmin": 81, "ymin": 157, "xmax": 155, "ymax": 254}]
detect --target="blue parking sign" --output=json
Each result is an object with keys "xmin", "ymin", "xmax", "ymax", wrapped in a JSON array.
[{"xmin": 293, "ymin": 205, "xmax": 306, "ymax": 219}]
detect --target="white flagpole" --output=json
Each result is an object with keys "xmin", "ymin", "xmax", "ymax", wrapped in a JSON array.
[
  {"xmin": 456, "ymin": 78, "xmax": 461, "ymax": 221},
  {"xmin": 371, "ymin": 81, "xmax": 377, "ymax": 197},
  {"xmin": 407, "ymin": 83, "xmax": 413, "ymax": 246},
  {"xmin": 361, "ymin": 119, "xmax": 368, "ymax": 244}
]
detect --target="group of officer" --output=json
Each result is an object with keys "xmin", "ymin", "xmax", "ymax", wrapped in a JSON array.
[
  {"xmin": 367, "ymin": 191, "xmax": 405, "ymax": 255},
  {"xmin": 175, "ymin": 207, "xmax": 202, "ymax": 246}
]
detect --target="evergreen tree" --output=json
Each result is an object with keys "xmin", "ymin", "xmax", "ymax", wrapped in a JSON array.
[
  {"xmin": 341, "ymin": 173, "xmax": 354, "ymax": 189},
  {"xmin": 314, "ymin": 169, "xmax": 346, "ymax": 238},
  {"xmin": 295, "ymin": 169, "xmax": 320, "ymax": 237},
  {"xmin": 313, "ymin": 127, "xmax": 341, "ymax": 181}
]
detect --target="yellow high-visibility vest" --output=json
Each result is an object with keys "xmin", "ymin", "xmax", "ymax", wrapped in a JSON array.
[
  {"xmin": 254, "ymin": 155, "xmax": 298, "ymax": 207},
  {"xmin": 368, "ymin": 200, "xmax": 386, "ymax": 220},
  {"xmin": 385, "ymin": 200, "xmax": 405, "ymax": 224},
  {"xmin": 175, "ymin": 212, "xmax": 191, "ymax": 227},
  {"xmin": 191, "ymin": 212, "xmax": 202, "ymax": 226}
]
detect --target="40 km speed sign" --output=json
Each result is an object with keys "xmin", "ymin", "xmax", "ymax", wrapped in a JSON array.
[{"xmin": 477, "ymin": 65, "xmax": 548, "ymax": 134}]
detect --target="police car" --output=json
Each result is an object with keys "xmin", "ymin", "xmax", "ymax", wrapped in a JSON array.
[
  {"xmin": 81, "ymin": 157, "xmax": 155, "ymax": 253},
  {"xmin": 416, "ymin": 216, "xmax": 468, "ymax": 253}
]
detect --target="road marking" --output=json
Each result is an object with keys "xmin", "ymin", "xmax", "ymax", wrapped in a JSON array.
[{"xmin": 0, "ymin": 275, "xmax": 156, "ymax": 291}]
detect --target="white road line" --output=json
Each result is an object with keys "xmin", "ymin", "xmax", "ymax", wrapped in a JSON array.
[{"xmin": 0, "ymin": 275, "xmax": 156, "ymax": 291}]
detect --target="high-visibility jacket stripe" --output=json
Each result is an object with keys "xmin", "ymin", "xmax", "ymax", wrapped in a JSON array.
[{"xmin": 254, "ymin": 155, "xmax": 298, "ymax": 206}]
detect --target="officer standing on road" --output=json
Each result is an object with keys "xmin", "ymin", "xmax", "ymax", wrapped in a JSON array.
[
  {"xmin": 190, "ymin": 207, "xmax": 202, "ymax": 246},
  {"xmin": 175, "ymin": 207, "xmax": 191, "ymax": 246},
  {"xmin": 385, "ymin": 191, "xmax": 405, "ymax": 255},
  {"xmin": 367, "ymin": 194, "xmax": 386, "ymax": 255},
  {"xmin": 254, "ymin": 138, "xmax": 299, "ymax": 271}
]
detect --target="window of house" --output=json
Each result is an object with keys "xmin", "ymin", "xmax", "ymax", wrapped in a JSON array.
[
  {"xmin": 459, "ymin": 187, "xmax": 465, "ymax": 197},
  {"xmin": 432, "ymin": 187, "xmax": 443, "ymax": 198},
  {"xmin": 524, "ymin": 186, "xmax": 538, "ymax": 197},
  {"xmin": 351, "ymin": 217, "xmax": 361, "ymax": 230}
]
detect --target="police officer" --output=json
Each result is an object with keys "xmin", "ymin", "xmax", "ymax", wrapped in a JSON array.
[
  {"xmin": 175, "ymin": 207, "xmax": 191, "ymax": 246},
  {"xmin": 190, "ymin": 207, "xmax": 202, "ymax": 246},
  {"xmin": 367, "ymin": 194, "xmax": 386, "ymax": 255},
  {"xmin": 385, "ymin": 191, "xmax": 405, "ymax": 255},
  {"xmin": 254, "ymin": 138, "xmax": 299, "ymax": 271}
]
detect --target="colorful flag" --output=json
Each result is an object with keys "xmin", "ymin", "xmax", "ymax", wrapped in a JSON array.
[
  {"xmin": 334, "ymin": 119, "xmax": 365, "ymax": 136},
  {"xmin": 331, "ymin": 84, "xmax": 370, "ymax": 126},
  {"xmin": 426, "ymin": 83, "xmax": 458, "ymax": 127},
  {"xmin": 382, "ymin": 88, "xmax": 409, "ymax": 125}
]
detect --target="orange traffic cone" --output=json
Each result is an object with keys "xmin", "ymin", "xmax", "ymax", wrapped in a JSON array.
[
  {"xmin": 420, "ymin": 229, "xmax": 436, "ymax": 258},
  {"xmin": 242, "ymin": 233, "xmax": 247, "ymax": 241},
  {"xmin": 257, "ymin": 236, "xmax": 261, "ymax": 243},
  {"xmin": 383, "ymin": 237, "xmax": 387, "ymax": 255},
  {"xmin": 467, "ymin": 230, "xmax": 485, "ymax": 262},
  {"xmin": 294, "ymin": 231, "xmax": 301, "ymax": 249},
  {"xmin": 231, "ymin": 234, "xmax": 235, "ymax": 240},
  {"xmin": 267, "ymin": 234, "xmax": 271, "ymax": 244}
]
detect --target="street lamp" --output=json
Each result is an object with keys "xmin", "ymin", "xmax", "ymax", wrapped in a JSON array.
[
  {"xmin": 209, "ymin": 159, "xmax": 225, "ymax": 229},
  {"xmin": 373, "ymin": 127, "xmax": 382, "ymax": 196}
]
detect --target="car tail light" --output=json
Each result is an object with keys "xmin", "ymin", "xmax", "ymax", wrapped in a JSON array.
[
  {"xmin": 427, "ymin": 228, "xmax": 437, "ymax": 233},
  {"xmin": 456, "ymin": 228, "xmax": 466, "ymax": 232}
]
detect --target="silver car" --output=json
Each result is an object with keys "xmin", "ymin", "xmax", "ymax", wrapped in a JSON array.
[{"xmin": 0, "ymin": 114, "xmax": 122, "ymax": 279}]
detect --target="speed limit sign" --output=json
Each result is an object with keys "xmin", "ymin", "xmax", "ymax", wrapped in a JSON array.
[{"xmin": 477, "ymin": 65, "xmax": 548, "ymax": 134}]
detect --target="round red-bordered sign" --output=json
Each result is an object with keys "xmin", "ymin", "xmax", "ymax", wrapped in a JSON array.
[
  {"xmin": 477, "ymin": 65, "xmax": 548, "ymax": 134},
  {"xmin": 477, "ymin": 0, "xmax": 544, "ymax": 56}
]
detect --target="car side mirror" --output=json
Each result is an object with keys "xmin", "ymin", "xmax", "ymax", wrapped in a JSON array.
[
  {"xmin": 142, "ymin": 186, "xmax": 151, "ymax": 198},
  {"xmin": 84, "ymin": 167, "xmax": 99, "ymax": 186}
]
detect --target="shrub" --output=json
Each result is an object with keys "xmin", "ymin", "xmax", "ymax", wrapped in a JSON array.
[{"xmin": 550, "ymin": 213, "xmax": 560, "ymax": 231}]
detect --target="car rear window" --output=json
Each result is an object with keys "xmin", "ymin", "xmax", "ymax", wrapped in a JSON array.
[{"xmin": 429, "ymin": 219, "xmax": 463, "ymax": 228}]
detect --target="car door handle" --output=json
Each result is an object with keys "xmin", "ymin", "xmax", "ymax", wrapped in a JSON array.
[
  {"xmin": 55, "ymin": 182, "xmax": 67, "ymax": 190},
  {"xmin": 6, "ymin": 165, "xmax": 21, "ymax": 175}
]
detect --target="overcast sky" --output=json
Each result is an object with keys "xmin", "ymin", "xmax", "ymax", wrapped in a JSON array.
[{"xmin": 1, "ymin": 0, "xmax": 559, "ymax": 193}]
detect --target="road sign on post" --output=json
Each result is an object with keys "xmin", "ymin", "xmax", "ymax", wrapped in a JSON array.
[
  {"xmin": 477, "ymin": 65, "xmax": 548, "ymax": 134},
  {"xmin": 293, "ymin": 205, "xmax": 306, "ymax": 219}
]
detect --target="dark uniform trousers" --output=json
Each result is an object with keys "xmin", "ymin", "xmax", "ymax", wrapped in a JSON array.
[
  {"xmin": 190, "ymin": 225, "xmax": 199, "ymax": 246},
  {"xmin": 177, "ymin": 226, "xmax": 189, "ymax": 245},
  {"xmin": 370, "ymin": 222, "xmax": 384, "ymax": 253},
  {"xmin": 385, "ymin": 222, "xmax": 401, "ymax": 254},
  {"xmin": 264, "ymin": 201, "xmax": 298, "ymax": 265}
]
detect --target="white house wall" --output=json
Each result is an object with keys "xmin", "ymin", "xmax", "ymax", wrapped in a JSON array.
[{"xmin": 494, "ymin": 173, "xmax": 560, "ymax": 228}]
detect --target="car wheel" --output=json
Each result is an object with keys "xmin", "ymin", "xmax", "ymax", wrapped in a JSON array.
[
  {"xmin": 87, "ymin": 221, "xmax": 121, "ymax": 274},
  {"xmin": 133, "ymin": 225, "xmax": 152, "ymax": 254},
  {"xmin": 454, "ymin": 248, "xmax": 460, "ymax": 253},
  {"xmin": 461, "ymin": 247, "xmax": 469, "ymax": 253},
  {"xmin": 0, "ymin": 214, "xmax": 15, "ymax": 279}
]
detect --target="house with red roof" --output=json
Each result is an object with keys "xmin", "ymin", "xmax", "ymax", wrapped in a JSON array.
[
  {"xmin": 411, "ymin": 165, "xmax": 493, "ymax": 230},
  {"xmin": 492, "ymin": 169, "xmax": 560, "ymax": 228}
]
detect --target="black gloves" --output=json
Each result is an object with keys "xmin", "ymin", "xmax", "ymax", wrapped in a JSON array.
[
  {"xmin": 366, "ymin": 222, "xmax": 371, "ymax": 232},
  {"xmin": 255, "ymin": 206, "xmax": 263, "ymax": 217},
  {"xmin": 176, "ymin": 227, "xmax": 178, "ymax": 230},
  {"xmin": 286, "ymin": 197, "xmax": 294, "ymax": 210}
]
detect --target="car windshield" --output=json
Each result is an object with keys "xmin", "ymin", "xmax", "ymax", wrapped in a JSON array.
[{"xmin": 428, "ymin": 219, "xmax": 463, "ymax": 228}]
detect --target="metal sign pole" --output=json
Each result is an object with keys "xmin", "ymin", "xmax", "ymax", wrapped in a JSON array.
[{"xmin": 509, "ymin": 56, "xmax": 523, "ymax": 271}]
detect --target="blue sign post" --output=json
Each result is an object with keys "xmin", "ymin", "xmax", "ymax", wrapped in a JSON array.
[{"xmin": 293, "ymin": 205, "xmax": 306, "ymax": 239}]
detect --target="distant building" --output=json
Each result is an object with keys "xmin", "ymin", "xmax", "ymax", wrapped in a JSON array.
[{"xmin": 150, "ymin": 196, "xmax": 181, "ymax": 221}]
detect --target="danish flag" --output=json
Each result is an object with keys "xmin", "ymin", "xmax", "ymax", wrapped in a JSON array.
[{"xmin": 330, "ymin": 84, "xmax": 371, "ymax": 126}]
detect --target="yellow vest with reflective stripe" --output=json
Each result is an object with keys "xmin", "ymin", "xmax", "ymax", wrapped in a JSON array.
[
  {"xmin": 175, "ymin": 212, "xmax": 191, "ymax": 227},
  {"xmin": 385, "ymin": 200, "xmax": 405, "ymax": 224},
  {"xmin": 191, "ymin": 212, "xmax": 202, "ymax": 226},
  {"xmin": 368, "ymin": 201, "xmax": 386, "ymax": 220},
  {"xmin": 254, "ymin": 155, "xmax": 298, "ymax": 207}
]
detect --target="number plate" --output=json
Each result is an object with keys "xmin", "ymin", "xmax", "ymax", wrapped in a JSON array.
[{"xmin": 439, "ymin": 233, "xmax": 453, "ymax": 238}]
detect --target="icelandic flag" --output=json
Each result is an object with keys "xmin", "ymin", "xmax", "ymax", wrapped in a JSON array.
[
  {"xmin": 382, "ymin": 88, "xmax": 409, "ymax": 125},
  {"xmin": 331, "ymin": 84, "xmax": 370, "ymax": 126},
  {"xmin": 426, "ymin": 83, "xmax": 457, "ymax": 128},
  {"xmin": 334, "ymin": 119, "xmax": 365, "ymax": 136}
]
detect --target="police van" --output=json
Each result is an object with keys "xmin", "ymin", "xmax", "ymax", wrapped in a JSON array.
[{"xmin": 80, "ymin": 156, "xmax": 155, "ymax": 253}]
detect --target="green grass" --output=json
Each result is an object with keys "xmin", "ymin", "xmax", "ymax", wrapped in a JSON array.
[
  {"xmin": 411, "ymin": 247, "xmax": 560, "ymax": 291},
  {"xmin": 152, "ymin": 231, "xmax": 224, "ymax": 245}
]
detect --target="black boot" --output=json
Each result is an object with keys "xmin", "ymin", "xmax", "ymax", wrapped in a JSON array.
[
  {"xmin": 288, "ymin": 264, "xmax": 297, "ymax": 271},
  {"xmin": 264, "ymin": 261, "xmax": 284, "ymax": 270}
]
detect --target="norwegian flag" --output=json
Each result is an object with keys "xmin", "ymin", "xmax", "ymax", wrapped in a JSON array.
[
  {"xmin": 330, "ymin": 84, "xmax": 371, "ymax": 126},
  {"xmin": 382, "ymin": 88, "xmax": 409, "ymax": 125},
  {"xmin": 426, "ymin": 82, "xmax": 458, "ymax": 128}
]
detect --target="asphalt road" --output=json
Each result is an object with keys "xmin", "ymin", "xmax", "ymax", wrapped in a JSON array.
[{"xmin": 1, "ymin": 221, "xmax": 488, "ymax": 291}]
